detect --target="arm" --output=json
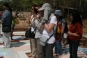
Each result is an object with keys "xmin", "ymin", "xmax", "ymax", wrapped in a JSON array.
[
  {"xmin": 68, "ymin": 23, "xmax": 83, "ymax": 37},
  {"xmin": 40, "ymin": 23, "xmax": 44, "ymax": 31},
  {"xmin": 61, "ymin": 19, "xmax": 66, "ymax": 34},
  {"xmin": 61, "ymin": 25, "xmax": 65, "ymax": 34},
  {"xmin": 68, "ymin": 31, "xmax": 80, "ymax": 37},
  {"xmin": 44, "ymin": 16, "xmax": 57, "ymax": 33},
  {"xmin": 44, "ymin": 23, "xmax": 55, "ymax": 33},
  {"xmin": 1, "ymin": 11, "xmax": 7, "ymax": 23}
]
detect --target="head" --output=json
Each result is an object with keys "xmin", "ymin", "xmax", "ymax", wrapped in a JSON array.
[
  {"xmin": 3, "ymin": 3, "xmax": 10, "ymax": 10},
  {"xmin": 38, "ymin": 3, "xmax": 52, "ymax": 20},
  {"xmin": 70, "ymin": 10, "xmax": 82, "ymax": 25},
  {"xmin": 38, "ymin": 4, "xmax": 43, "ymax": 9},
  {"xmin": 38, "ymin": 10, "xmax": 44, "ymax": 17},
  {"xmin": 31, "ymin": 5, "xmax": 38, "ymax": 14},
  {"xmin": 54, "ymin": 10, "xmax": 63, "ymax": 20}
]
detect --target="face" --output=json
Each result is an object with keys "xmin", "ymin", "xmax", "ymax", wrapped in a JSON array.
[
  {"xmin": 70, "ymin": 15, "xmax": 73, "ymax": 21},
  {"xmin": 55, "ymin": 14, "xmax": 59, "ymax": 19},
  {"xmin": 38, "ymin": 10, "xmax": 44, "ymax": 17},
  {"xmin": 31, "ymin": 7, "xmax": 35, "ymax": 14},
  {"xmin": 3, "ymin": 6, "xmax": 6, "ymax": 9}
]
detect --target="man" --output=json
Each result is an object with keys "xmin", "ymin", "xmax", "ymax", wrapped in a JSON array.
[{"xmin": 0, "ymin": 3, "xmax": 12, "ymax": 48}]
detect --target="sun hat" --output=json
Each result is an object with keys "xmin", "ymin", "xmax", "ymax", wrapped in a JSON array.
[
  {"xmin": 54, "ymin": 10, "xmax": 62, "ymax": 16},
  {"xmin": 38, "ymin": 3, "xmax": 51, "ymax": 11}
]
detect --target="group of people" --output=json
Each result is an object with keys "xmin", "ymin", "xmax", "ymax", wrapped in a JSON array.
[
  {"xmin": 0, "ymin": 2, "xmax": 83, "ymax": 58},
  {"xmin": 27, "ymin": 3, "xmax": 83, "ymax": 58}
]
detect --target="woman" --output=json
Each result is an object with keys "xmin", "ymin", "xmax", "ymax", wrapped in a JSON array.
[
  {"xmin": 38, "ymin": 3, "xmax": 57, "ymax": 58},
  {"xmin": 28, "ymin": 5, "xmax": 39, "ymax": 58},
  {"xmin": 68, "ymin": 10, "xmax": 83, "ymax": 58},
  {"xmin": 54, "ymin": 10, "xmax": 65, "ymax": 58},
  {"xmin": 29, "ymin": 5, "xmax": 43, "ymax": 58}
]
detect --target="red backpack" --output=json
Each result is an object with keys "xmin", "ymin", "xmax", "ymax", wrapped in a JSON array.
[{"xmin": 55, "ymin": 21, "xmax": 62, "ymax": 40}]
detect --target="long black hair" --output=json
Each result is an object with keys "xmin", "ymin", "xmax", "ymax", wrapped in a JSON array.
[
  {"xmin": 32, "ymin": 5, "xmax": 38, "ymax": 14},
  {"xmin": 71, "ymin": 10, "xmax": 83, "ymax": 26}
]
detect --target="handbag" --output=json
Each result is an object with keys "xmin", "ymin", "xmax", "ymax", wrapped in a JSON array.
[
  {"xmin": 39, "ymin": 33, "xmax": 54, "ymax": 46},
  {"xmin": 14, "ymin": 19, "xmax": 20, "ymax": 24},
  {"xmin": 25, "ymin": 27, "xmax": 36, "ymax": 38},
  {"xmin": 2, "ymin": 25, "xmax": 11, "ymax": 32}
]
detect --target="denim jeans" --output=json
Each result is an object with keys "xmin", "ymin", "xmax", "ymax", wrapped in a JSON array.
[
  {"xmin": 55, "ymin": 39, "xmax": 62, "ymax": 55},
  {"xmin": 69, "ymin": 39, "xmax": 80, "ymax": 58}
]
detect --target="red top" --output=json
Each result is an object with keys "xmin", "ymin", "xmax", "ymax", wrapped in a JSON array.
[
  {"xmin": 68, "ymin": 22, "xmax": 83, "ymax": 41},
  {"xmin": 0, "ymin": 12, "xmax": 2, "ymax": 16}
]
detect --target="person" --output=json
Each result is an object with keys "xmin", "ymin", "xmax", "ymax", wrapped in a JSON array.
[
  {"xmin": 10, "ymin": 11, "xmax": 18, "ymax": 40},
  {"xmin": 0, "ymin": 3, "xmax": 12, "ymax": 48},
  {"xmin": 29, "ymin": 6, "xmax": 44, "ymax": 58},
  {"xmin": 38, "ymin": 3, "xmax": 57, "ymax": 58},
  {"xmin": 54, "ymin": 10, "xmax": 66, "ymax": 58},
  {"xmin": 28, "ymin": 5, "xmax": 39, "ymax": 58},
  {"xmin": 68, "ymin": 10, "xmax": 83, "ymax": 58}
]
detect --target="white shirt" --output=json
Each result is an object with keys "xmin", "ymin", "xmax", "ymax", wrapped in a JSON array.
[
  {"xmin": 31, "ymin": 15, "xmax": 39, "ymax": 32},
  {"xmin": 42, "ymin": 15, "xmax": 57, "ymax": 44}
]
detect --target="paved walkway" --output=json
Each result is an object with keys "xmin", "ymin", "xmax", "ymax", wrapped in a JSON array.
[{"xmin": 0, "ymin": 32, "xmax": 87, "ymax": 58}]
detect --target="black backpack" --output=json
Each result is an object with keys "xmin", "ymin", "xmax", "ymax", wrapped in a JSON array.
[{"xmin": 64, "ymin": 22, "xmax": 68, "ymax": 33}]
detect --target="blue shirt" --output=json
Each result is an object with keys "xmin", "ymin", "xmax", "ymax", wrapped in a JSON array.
[{"xmin": 1, "ymin": 10, "xmax": 12, "ymax": 26}]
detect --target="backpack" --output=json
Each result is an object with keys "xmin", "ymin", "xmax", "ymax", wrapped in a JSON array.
[
  {"xmin": 55, "ymin": 20, "xmax": 68, "ymax": 40},
  {"xmin": 64, "ymin": 22, "xmax": 68, "ymax": 33},
  {"xmin": 55, "ymin": 21, "xmax": 62, "ymax": 40}
]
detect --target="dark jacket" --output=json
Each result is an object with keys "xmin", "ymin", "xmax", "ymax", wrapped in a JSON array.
[{"xmin": 1, "ymin": 10, "xmax": 12, "ymax": 26}]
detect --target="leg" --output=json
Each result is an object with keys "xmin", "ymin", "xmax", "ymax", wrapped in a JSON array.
[
  {"xmin": 36, "ymin": 38, "xmax": 43, "ymax": 58},
  {"xmin": 72, "ymin": 40, "xmax": 80, "ymax": 58},
  {"xmin": 42, "ymin": 46, "xmax": 46, "ymax": 58},
  {"xmin": 55, "ymin": 39, "xmax": 62, "ymax": 55},
  {"xmin": 11, "ymin": 24, "xmax": 15, "ymax": 40},
  {"xmin": 30, "ymin": 39, "xmax": 36, "ymax": 57},
  {"xmin": 3, "ymin": 32, "xmax": 11, "ymax": 48},
  {"xmin": 69, "ymin": 40, "xmax": 73, "ymax": 58},
  {"xmin": 46, "ymin": 43, "xmax": 55, "ymax": 58}
]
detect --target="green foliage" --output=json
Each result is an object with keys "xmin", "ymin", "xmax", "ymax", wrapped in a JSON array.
[
  {"xmin": 0, "ymin": 0, "xmax": 44, "ymax": 11},
  {"xmin": 11, "ymin": 0, "xmax": 44, "ymax": 11},
  {"xmin": 0, "ymin": 0, "xmax": 87, "ymax": 19}
]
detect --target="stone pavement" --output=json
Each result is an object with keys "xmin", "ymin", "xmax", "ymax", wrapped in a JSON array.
[
  {"xmin": 0, "ymin": 31, "xmax": 31, "ymax": 58},
  {"xmin": 0, "ymin": 31, "xmax": 87, "ymax": 58}
]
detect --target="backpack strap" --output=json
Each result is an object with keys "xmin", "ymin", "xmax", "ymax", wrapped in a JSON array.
[
  {"xmin": 46, "ymin": 29, "xmax": 54, "ymax": 43},
  {"xmin": 46, "ymin": 32, "xmax": 54, "ymax": 42}
]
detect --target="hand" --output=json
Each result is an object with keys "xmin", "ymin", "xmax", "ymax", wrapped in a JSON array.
[{"xmin": 68, "ymin": 31, "xmax": 72, "ymax": 36}]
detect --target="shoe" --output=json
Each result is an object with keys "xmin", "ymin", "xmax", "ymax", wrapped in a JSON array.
[
  {"xmin": 26, "ymin": 53, "xmax": 32, "ymax": 57},
  {"xmin": 29, "ymin": 55, "xmax": 36, "ymax": 58},
  {"xmin": 58, "ymin": 55, "xmax": 62, "ymax": 58}
]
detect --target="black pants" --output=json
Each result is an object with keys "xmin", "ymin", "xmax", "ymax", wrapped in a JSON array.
[
  {"xmin": 42, "ymin": 43, "xmax": 55, "ymax": 58},
  {"xmin": 69, "ymin": 39, "xmax": 80, "ymax": 58}
]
